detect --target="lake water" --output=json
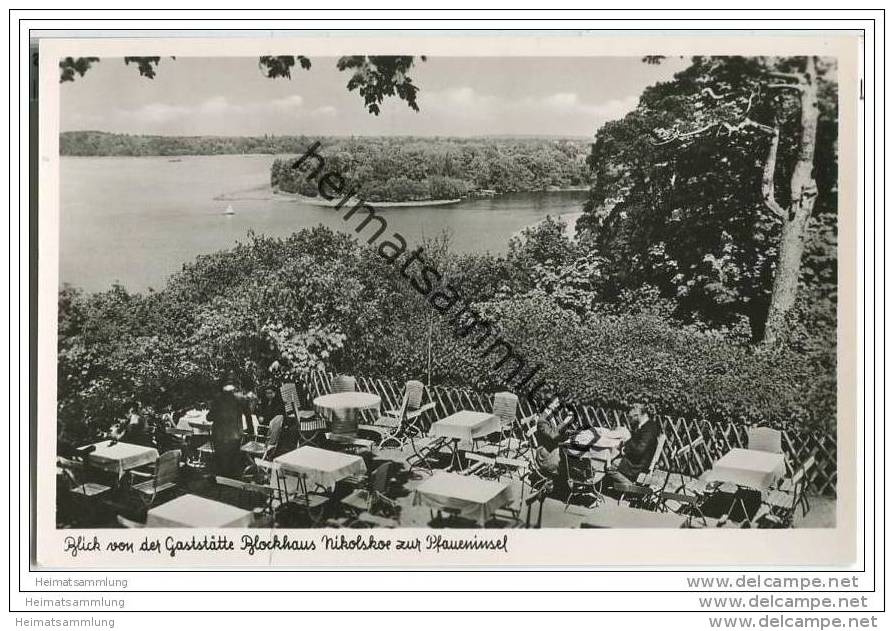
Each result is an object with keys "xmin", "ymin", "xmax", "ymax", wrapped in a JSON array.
[{"xmin": 60, "ymin": 155, "xmax": 587, "ymax": 292}]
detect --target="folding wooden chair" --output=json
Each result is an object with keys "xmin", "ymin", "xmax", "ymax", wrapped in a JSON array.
[
  {"xmin": 129, "ymin": 449, "xmax": 181, "ymax": 508},
  {"xmin": 747, "ymin": 426, "xmax": 784, "ymax": 454},
  {"xmin": 359, "ymin": 393, "xmax": 409, "ymax": 449},
  {"xmin": 215, "ymin": 475, "xmax": 276, "ymax": 513},
  {"xmin": 403, "ymin": 434, "xmax": 449, "ymax": 477},
  {"xmin": 760, "ymin": 454, "xmax": 816, "ymax": 527},
  {"xmin": 477, "ymin": 392, "xmax": 519, "ymax": 457},
  {"xmin": 241, "ymin": 415, "xmax": 284, "ymax": 468},
  {"xmin": 561, "ymin": 448, "xmax": 605, "ymax": 509},
  {"xmin": 57, "ymin": 457, "xmax": 112, "ymax": 526}
]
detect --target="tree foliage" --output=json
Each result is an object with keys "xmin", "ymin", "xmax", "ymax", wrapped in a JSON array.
[
  {"xmin": 270, "ymin": 137, "xmax": 590, "ymax": 202},
  {"xmin": 58, "ymin": 225, "xmax": 836, "ymax": 433},
  {"xmin": 59, "ymin": 54, "xmax": 425, "ymax": 115},
  {"xmin": 577, "ymin": 56, "xmax": 837, "ymax": 340}
]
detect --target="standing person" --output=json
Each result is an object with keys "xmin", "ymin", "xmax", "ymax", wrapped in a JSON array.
[
  {"xmin": 207, "ymin": 374, "xmax": 246, "ymax": 477},
  {"xmin": 606, "ymin": 402, "xmax": 660, "ymax": 486}
]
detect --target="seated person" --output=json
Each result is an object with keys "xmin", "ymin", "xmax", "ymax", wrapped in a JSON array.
[
  {"xmin": 109, "ymin": 408, "xmax": 156, "ymax": 449},
  {"xmin": 256, "ymin": 384, "xmax": 286, "ymax": 427},
  {"xmin": 533, "ymin": 393, "xmax": 577, "ymax": 477},
  {"xmin": 605, "ymin": 402, "xmax": 659, "ymax": 487}
]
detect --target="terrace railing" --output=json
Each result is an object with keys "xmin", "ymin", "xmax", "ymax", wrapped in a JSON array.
[{"xmin": 301, "ymin": 371, "xmax": 837, "ymax": 497}]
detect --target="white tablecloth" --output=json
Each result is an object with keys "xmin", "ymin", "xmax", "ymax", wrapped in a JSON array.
[
  {"xmin": 87, "ymin": 441, "xmax": 159, "ymax": 475},
  {"xmin": 273, "ymin": 446, "xmax": 367, "ymax": 489},
  {"xmin": 313, "ymin": 392, "xmax": 381, "ymax": 413},
  {"xmin": 412, "ymin": 472, "xmax": 513, "ymax": 525},
  {"xmin": 582, "ymin": 503, "xmax": 687, "ymax": 529},
  {"xmin": 429, "ymin": 411, "xmax": 501, "ymax": 443},
  {"xmin": 706, "ymin": 448, "xmax": 786, "ymax": 490},
  {"xmin": 178, "ymin": 410, "xmax": 258, "ymax": 433},
  {"xmin": 146, "ymin": 494, "xmax": 253, "ymax": 528}
]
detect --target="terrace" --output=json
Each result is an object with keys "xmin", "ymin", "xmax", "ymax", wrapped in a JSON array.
[{"xmin": 56, "ymin": 372, "xmax": 836, "ymax": 531}]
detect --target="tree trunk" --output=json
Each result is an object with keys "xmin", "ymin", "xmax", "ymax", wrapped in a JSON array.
[{"xmin": 763, "ymin": 56, "xmax": 820, "ymax": 346}]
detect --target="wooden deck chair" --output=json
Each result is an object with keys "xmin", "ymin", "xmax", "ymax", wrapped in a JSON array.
[
  {"xmin": 657, "ymin": 487, "xmax": 708, "ymax": 527},
  {"xmin": 281, "ymin": 382, "xmax": 325, "ymax": 446},
  {"xmin": 403, "ymin": 434, "xmax": 449, "ymax": 477},
  {"xmin": 57, "ymin": 457, "xmax": 111, "ymax": 526},
  {"xmin": 495, "ymin": 456, "xmax": 530, "ymax": 480},
  {"xmin": 747, "ymin": 426, "xmax": 783, "ymax": 454},
  {"xmin": 359, "ymin": 393, "xmax": 409, "ymax": 449},
  {"xmin": 379, "ymin": 380, "xmax": 435, "ymax": 437},
  {"xmin": 340, "ymin": 462, "xmax": 398, "ymax": 518},
  {"xmin": 130, "ymin": 449, "xmax": 180, "ymax": 507},
  {"xmin": 761, "ymin": 454, "xmax": 816, "ymax": 527},
  {"xmin": 241, "ymin": 414, "xmax": 284, "ymax": 462},
  {"xmin": 57, "ymin": 457, "xmax": 111, "ymax": 499},
  {"xmin": 561, "ymin": 448, "xmax": 605, "ymax": 509},
  {"xmin": 274, "ymin": 467, "xmax": 330, "ymax": 526},
  {"xmin": 215, "ymin": 475, "xmax": 276, "ymax": 513},
  {"xmin": 464, "ymin": 452, "xmax": 498, "ymax": 477}
]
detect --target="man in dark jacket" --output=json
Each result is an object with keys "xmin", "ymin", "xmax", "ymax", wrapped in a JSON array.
[
  {"xmin": 208, "ymin": 385, "xmax": 245, "ymax": 477},
  {"xmin": 607, "ymin": 403, "xmax": 660, "ymax": 486}
]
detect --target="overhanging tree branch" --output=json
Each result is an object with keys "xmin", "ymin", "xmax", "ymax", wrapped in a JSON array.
[{"xmin": 761, "ymin": 124, "xmax": 786, "ymax": 218}]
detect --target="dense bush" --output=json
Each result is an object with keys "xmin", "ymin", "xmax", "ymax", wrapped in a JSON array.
[{"xmin": 58, "ymin": 225, "xmax": 836, "ymax": 434}]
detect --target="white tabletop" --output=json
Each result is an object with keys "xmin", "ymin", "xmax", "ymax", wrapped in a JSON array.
[
  {"xmin": 87, "ymin": 441, "xmax": 159, "ymax": 474},
  {"xmin": 313, "ymin": 392, "xmax": 381, "ymax": 412},
  {"xmin": 430, "ymin": 410, "xmax": 500, "ymax": 443},
  {"xmin": 412, "ymin": 472, "xmax": 513, "ymax": 524},
  {"xmin": 706, "ymin": 448, "xmax": 786, "ymax": 490},
  {"xmin": 273, "ymin": 446, "xmax": 367, "ymax": 489},
  {"xmin": 146, "ymin": 494, "xmax": 253, "ymax": 528}
]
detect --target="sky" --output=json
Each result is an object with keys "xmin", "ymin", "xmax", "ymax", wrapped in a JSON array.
[{"xmin": 60, "ymin": 56, "xmax": 690, "ymax": 138}]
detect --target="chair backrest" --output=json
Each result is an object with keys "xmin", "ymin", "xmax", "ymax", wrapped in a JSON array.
[
  {"xmin": 647, "ymin": 434, "xmax": 667, "ymax": 475},
  {"xmin": 747, "ymin": 426, "xmax": 783, "ymax": 454},
  {"xmin": 154, "ymin": 450, "xmax": 181, "ymax": 487},
  {"xmin": 265, "ymin": 415, "xmax": 284, "ymax": 450},
  {"xmin": 331, "ymin": 375, "xmax": 357, "ymax": 393},
  {"xmin": 371, "ymin": 462, "xmax": 392, "ymax": 494},
  {"xmin": 493, "ymin": 391, "xmax": 518, "ymax": 428},
  {"xmin": 280, "ymin": 382, "xmax": 300, "ymax": 411},
  {"xmin": 561, "ymin": 449, "xmax": 594, "ymax": 484},
  {"xmin": 405, "ymin": 380, "xmax": 425, "ymax": 410}
]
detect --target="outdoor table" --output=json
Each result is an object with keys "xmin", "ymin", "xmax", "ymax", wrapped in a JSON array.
[
  {"xmin": 412, "ymin": 471, "xmax": 513, "ymax": 526},
  {"xmin": 177, "ymin": 409, "xmax": 210, "ymax": 434},
  {"xmin": 429, "ymin": 410, "xmax": 500, "ymax": 470},
  {"xmin": 145, "ymin": 494, "xmax": 253, "ymax": 528},
  {"xmin": 313, "ymin": 392, "xmax": 381, "ymax": 438},
  {"xmin": 273, "ymin": 446, "xmax": 367, "ymax": 493},
  {"xmin": 581, "ymin": 502, "xmax": 687, "ymax": 529},
  {"xmin": 86, "ymin": 441, "xmax": 159, "ymax": 479},
  {"xmin": 565, "ymin": 427, "xmax": 629, "ymax": 469},
  {"xmin": 705, "ymin": 448, "xmax": 786, "ymax": 490}
]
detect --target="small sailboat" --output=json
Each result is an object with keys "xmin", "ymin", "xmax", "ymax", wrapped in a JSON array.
[{"xmin": 223, "ymin": 204, "xmax": 236, "ymax": 216}]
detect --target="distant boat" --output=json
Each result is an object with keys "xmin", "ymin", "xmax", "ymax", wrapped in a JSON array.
[{"xmin": 223, "ymin": 204, "xmax": 236, "ymax": 215}]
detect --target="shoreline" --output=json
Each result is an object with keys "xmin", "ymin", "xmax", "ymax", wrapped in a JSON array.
[
  {"xmin": 272, "ymin": 190, "xmax": 463, "ymax": 208},
  {"xmin": 272, "ymin": 186, "xmax": 588, "ymax": 208}
]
